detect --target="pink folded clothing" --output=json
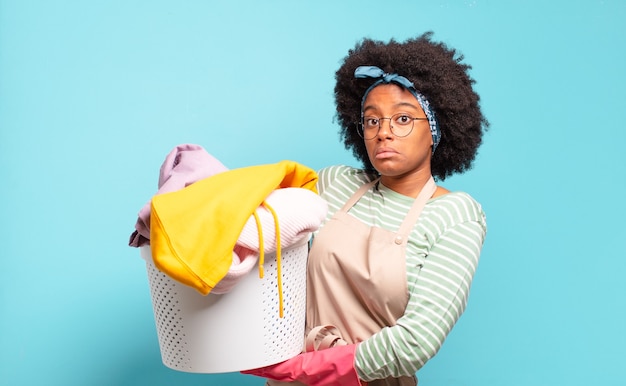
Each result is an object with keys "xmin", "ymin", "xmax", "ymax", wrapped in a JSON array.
[
  {"xmin": 211, "ymin": 187, "xmax": 327, "ymax": 294},
  {"xmin": 128, "ymin": 144, "xmax": 228, "ymax": 247}
]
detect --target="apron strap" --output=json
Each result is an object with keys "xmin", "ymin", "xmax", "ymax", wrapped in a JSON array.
[
  {"xmin": 339, "ymin": 179, "xmax": 379, "ymax": 212},
  {"xmin": 338, "ymin": 176, "xmax": 437, "ymax": 244},
  {"xmin": 396, "ymin": 176, "xmax": 437, "ymax": 241}
]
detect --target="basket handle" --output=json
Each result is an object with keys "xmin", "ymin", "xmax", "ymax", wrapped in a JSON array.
[{"xmin": 305, "ymin": 325, "xmax": 348, "ymax": 352}]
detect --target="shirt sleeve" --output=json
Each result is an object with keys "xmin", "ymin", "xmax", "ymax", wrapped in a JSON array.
[
  {"xmin": 316, "ymin": 165, "xmax": 344, "ymax": 196},
  {"xmin": 354, "ymin": 219, "xmax": 487, "ymax": 380},
  {"xmin": 316, "ymin": 165, "xmax": 369, "ymax": 196}
]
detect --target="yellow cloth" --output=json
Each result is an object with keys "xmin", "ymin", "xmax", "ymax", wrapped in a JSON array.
[{"xmin": 149, "ymin": 160, "xmax": 318, "ymax": 295}]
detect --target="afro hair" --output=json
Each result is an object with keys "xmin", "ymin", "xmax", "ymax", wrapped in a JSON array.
[{"xmin": 334, "ymin": 32, "xmax": 489, "ymax": 180}]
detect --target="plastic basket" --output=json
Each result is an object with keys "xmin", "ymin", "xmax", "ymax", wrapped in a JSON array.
[{"xmin": 140, "ymin": 242, "xmax": 308, "ymax": 373}]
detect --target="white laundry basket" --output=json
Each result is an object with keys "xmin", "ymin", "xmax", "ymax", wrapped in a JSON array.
[{"xmin": 140, "ymin": 241, "xmax": 308, "ymax": 373}]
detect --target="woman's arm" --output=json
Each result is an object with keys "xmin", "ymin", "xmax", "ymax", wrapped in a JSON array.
[{"xmin": 356, "ymin": 219, "xmax": 486, "ymax": 380}]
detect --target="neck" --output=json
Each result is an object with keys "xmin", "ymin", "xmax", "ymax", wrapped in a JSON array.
[{"xmin": 379, "ymin": 169, "xmax": 433, "ymax": 198}]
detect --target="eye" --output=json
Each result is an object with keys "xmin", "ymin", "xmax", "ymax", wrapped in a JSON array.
[
  {"xmin": 394, "ymin": 114, "xmax": 413, "ymax": 126},
  {"xmin": 363, "ymin": 117, "xmax": 379, "ymax": 129}
]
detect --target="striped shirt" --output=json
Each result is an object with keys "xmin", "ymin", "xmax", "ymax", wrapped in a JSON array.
[{"xmin": 316, "ymin": 165, "xmax": 487, "ymax": 381}]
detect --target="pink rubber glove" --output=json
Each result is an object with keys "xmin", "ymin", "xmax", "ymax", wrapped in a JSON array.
[{"xmin": 241, "ymin": 344, "xmax": 364, "ymax": 386}]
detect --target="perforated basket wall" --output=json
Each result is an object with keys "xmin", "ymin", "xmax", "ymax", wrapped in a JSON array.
[{"xmin": 141, "ymin": 243, "xmax": 308, "ymax": 373}]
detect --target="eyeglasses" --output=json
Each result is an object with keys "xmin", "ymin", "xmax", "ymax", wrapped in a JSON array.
[{"xmin": 357, "ymin": 113, "xmax": 428, "ymax": 140}]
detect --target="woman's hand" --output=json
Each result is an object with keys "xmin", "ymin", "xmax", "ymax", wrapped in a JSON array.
[{"xmin": 241, "ymin": 344, "xmax": 364, "ymax": 386}]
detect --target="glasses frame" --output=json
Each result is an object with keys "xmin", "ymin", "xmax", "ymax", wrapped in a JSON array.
[{"xmin": 356, "ymin": 113, "xmax": 428, "ymax": 140}]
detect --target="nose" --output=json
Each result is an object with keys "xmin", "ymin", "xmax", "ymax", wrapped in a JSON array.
[{"xmin": 377, "ymin": 118, "xmax": 393, "ymax": 139}]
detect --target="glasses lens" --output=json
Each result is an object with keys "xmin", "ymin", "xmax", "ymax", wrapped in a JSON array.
[
  {"xmin": 360, "ymin": 117, "xmax": 379, "ymax": 139},
  {"xmin": 359, "ymin": 114, "xmax": 418, "ymax": 139},
  {"xmin": 390, "ymin": 113, "xmax": 415, "ymax": 137}
]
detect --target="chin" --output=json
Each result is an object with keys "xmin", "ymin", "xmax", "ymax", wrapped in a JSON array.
[
  {"xmin": 373, "ymin": 168, "xmax": 402, "ymax": 177},
  {"xmin": 371, "ymin": 161, "xmax": 397, "ymax": 174}
]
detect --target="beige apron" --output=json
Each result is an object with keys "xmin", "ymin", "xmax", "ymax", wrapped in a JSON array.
[{"xmin": 268, "ymin": 177, "xmax": 436, "ymax": 386}]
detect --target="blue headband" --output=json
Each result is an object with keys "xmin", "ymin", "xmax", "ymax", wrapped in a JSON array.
[{"xmin": 354, "ymin": 65, "xmax": 440, "ymax": 153}]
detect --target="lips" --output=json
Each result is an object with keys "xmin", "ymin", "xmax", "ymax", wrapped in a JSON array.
[{"xmin": 375, "ymin": 147, "xmax": 397, "ymax": 159}]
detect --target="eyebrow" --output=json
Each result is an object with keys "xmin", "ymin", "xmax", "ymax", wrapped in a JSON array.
[{"xmin": 363, "ymin": 101, "xmax": 421, "ymax": 114}]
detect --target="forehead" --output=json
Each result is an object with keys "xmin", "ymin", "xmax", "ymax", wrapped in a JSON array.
[{"xmin": 362, "ymin": 84, "xmax": 422, "ymax": 112}]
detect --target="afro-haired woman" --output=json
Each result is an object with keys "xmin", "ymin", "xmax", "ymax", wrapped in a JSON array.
[{"xmin": 244, "ymin": 32, "xmax": 489, "ymax": 386}]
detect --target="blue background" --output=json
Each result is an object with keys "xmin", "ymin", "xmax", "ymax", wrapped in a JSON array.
[{"xmin": 1, "ymin": 1, "xmax": 625, "ymax": 385}]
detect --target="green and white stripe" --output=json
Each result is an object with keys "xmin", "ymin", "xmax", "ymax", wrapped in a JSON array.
[{"xmin": 316, "ymin": 165, "xmax": 487, "ymax": 381}]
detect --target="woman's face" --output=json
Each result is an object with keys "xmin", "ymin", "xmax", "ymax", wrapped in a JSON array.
[{"xmin": 362, "ymin": 84, "xmax": 433, "ymax": 180}]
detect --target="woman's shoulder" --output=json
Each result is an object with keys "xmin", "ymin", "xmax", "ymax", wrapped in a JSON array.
[
  {"xmin": 317, "ymin": 164, "xmax": 373, "ymax": 182},
  {"xmin": 426, "ymin": 191, "xmax": 487, "ymax": 227},
  {"xmin": 316, "ymin": 165, "xmax": 376, "ymax": 194}
]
